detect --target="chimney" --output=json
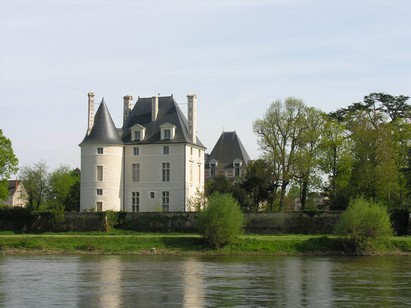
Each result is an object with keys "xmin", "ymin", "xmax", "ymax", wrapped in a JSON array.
[
  {"xmin": 87, "ymin": 92, "xmax": 95, "ymax": 135},
  {"xmin": 151, "ymin": 95, "xmax": 158, "ymax": 121},
  {"xmin": 123, "ymin": 95, "xmax": 133, "ymax": 126},
  {"xmin": 187, "ymin": 94, "xmax": 197, "ymax": 143}
]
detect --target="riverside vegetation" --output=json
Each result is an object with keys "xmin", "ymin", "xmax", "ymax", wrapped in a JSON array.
[{"xmin": 0, "ymin": 195, "xmax": 410, "ymax": 256}]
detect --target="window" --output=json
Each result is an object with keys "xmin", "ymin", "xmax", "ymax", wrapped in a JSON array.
[
  {"xmin": 209, "ymin": 159, "xmax": 218, "ymax": 178},
  {"xmin": 162, "ymin": 162, "xmax": 170, "ymax": 182},
  {"xmin": 150, "ymin": 192, "xmax": 155, "ymax": 199},
  {"xmin": 162, "ymin": 191, "xmax": 169, "ymax": 212},
  {"xmin": 132, "ymin": 192, "xmax": 140, "ymax": 212},
  {"xmin": 132, "ymin": 163, "xmax": 140, "ymax": 182},
  {"xmin": 133, "ymin": 147, "xmax": 139, "ymax": 156},
  {"xmin": 190, "ymin": 147, "xmax": 193, "ymax": 156},
  {"xmin": 97, "ymin": 166, "xmax": 103, "ymax": 181},
  {"xmin": 97, "ymin": 147, "xmax": 103, "ymax": 154},
  {"xmin": 96, "ymin": 202, "xmax": 103, "ymax": 212},
  {"xmin": 210, "ymin": 163, "xmax": 216, "ymax": 178},
  {"xmin": 163, "ymin": 146, "xmax": 169, "ymax": 155},
  {"xmin": 163, "ymin": 129, "xmax": 171, "ymax": 140},
  {"xmin": 234, "ymin": 164, "xmax": 241, "ymax": 177},
  {"xmin": 131, "ymin": 124, "xmax": 146, "ymax": 142},
  {"xmin": 233, "ymin": 159, "xmax": 242, "ymax": 177},
  {"xmin": 160, "ymin": 123, "xmax": 176, "ymax": 140},
  {"xmin": 198, "ymin": 164, "xmax": 201, "ymax": 184},
  {"xmin": 97, "ymin": 189, "xmax": 103, "ymax": 195}
]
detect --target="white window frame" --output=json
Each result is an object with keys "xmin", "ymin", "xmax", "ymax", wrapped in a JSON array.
[
  {"xmin": 97, "ymin": 189, "xmax": 103, "ymax": 196},
  {"xmin": 132, "ymin": 192, "xmax": 140, "ymax": 212},
  {"xmin": 162, "ymin": 162, "xmax": 170, "ymax": 182},
  {"xmin": 162, "ymin": 191, "xmax": 169, "ymax": 212},
  {"xmin": 160, "ymin": 123, "xmax": 176, "ymax": 141},
  {"xmin": 133, "ymin": 147, "xmax": 140, "ymax": 156},
  {"xmin": 163, "ymin": 146, "xmax": 169, "ymax": 155},
  {"xmin": 97, "ymin": 147, "xmax": 103, "ymax": 154},
  {"xmin": 97, "ymin": 165, "xmax": 103, "ymax": 181},
  {"xmin": 132, "ymin": 163, "xmax": 140, "ymax": 182}
]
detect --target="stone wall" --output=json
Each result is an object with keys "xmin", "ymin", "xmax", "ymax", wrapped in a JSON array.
[{"xmin": 0, "ymin": 210, "xmax": 409, "ymax": 235}]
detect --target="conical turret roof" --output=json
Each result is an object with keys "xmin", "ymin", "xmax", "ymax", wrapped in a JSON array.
[
  {"xmin": 206, "ymin": 131, "xmax": 251, "ymax": 168},
  {"xmin": 80, "ymin": 99, "xmax": 123, "ymax": 146}
]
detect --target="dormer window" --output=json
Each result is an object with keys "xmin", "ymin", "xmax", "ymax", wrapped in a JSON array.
[
  {"xmin": 164, "ymin": 129, "xmax": 171, "ymax": 140},
  {"xmin": 209, "ymin": 159, "xmax": 218, "ymax": 178},
  {"xmin": 160, "ymin": 123, "xmax": 176, "ymax": 141},
  {"xmin": 131, "ymin": 124, "xmax": 146, "ymax": 142},
  {"xmin": 233, "ymin": 159, "xmax": 243, "ymax": 177}
]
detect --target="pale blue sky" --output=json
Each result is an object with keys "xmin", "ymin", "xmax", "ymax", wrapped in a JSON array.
[{"xmin": 1, "ymin": 0, "xmax": 410, "ymax": 171}]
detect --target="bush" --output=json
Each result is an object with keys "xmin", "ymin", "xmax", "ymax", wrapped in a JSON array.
[
  {"xmin": 198, "ymin": 193, "xmax": 244, "ymax": 248},
  {"xmin": 334, "ymin": 197, "xmax": 392, "ymax": 254}
]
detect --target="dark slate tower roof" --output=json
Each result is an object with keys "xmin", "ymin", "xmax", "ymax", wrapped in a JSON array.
[
  {"xmin": 206, "ymin": 131, "xmax": 251, "ymax": 168},
  {"xmin": 122, "ymin": 96, "xmax": 205, "ymax": 148},
  {"xmin": 80, "ymin": 99, "xmax": 123, "ymax": 146}
]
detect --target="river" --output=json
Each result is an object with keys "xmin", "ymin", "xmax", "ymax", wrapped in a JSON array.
[{"xmin": 0, "ymin": 255, "xmax": 410, "ymax": 307}]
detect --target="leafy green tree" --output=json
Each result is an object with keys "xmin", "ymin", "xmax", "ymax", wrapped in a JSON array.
[
  {"xmin": 253, "ymin": 98, "xmax": 308, "ymax": 209},
  {"xmin": 20, "ymin": 161, "xmax": 49, "ymax": 210},
  {"xmin": 47, "ymin": 165, "xmax": 76, "ymax": 211},
  {"xmin": 334, "ymin": 197, "xmax": 392, "ymax": 254},
  {"xmin": 205, "ymin": 174, "xmax": 249, "ymax": 211},
  {"xmin": 65, "ymin": 168, "xmax": 80, "ymax": 211},
  {"xmin": 319, "ymin": 116, "xmax": 352, "ymax": 209},
  {"xmin": 0, "ymin": 130, "xmax": 18, "ymax": 201},
  {"xmin": 240, "ymin": 159, "xmax": 278, "ymax": 211},
  {"xmin": 198, "ymin": 193, "xmax": 244, "ymax": 248},
  {"xmin": 293, "ymin": 107, "xmax": 325, "ymax": 209}
]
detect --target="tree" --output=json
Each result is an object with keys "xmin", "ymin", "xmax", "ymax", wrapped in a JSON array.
[
  {"xmin": 198, "ymin": 193, "xmax": 244, "ymax": 248},
  {"xmin": 0, "ymin": 130, "xmax": 18, "ymax": 201},
  {"xmin": 319, "ymin": 116, "xmax": 352, "ymax": 209},
  {"xmin": 20, "ymin": 161, "xmax": 48, "ymax": 210},
  {"xmin": 47, "ymin": 165, "xmax": 76, "ymax": 211},
  {"xmin": 334, "ymin": 197, "xmax": 392, "ymax": 254},
  {"xmin": 253, "ymin": 98, "xmax": 308, "ymax": 209},
  {"xmin": 240, "ymin": 159, "xmax": 278, "ymax": 211},
  {"xmin": 292, "ymin": 107, "xmax": 325, "ymax": 209},
  {"xmin": 65, "ymin": 168, "xmax": 80, "ymax": 211}
]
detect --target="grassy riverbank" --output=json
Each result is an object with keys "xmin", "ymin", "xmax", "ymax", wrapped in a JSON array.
[{"xmin": 0, "ymin": 231, "xmax": 410, "ymax": 256}]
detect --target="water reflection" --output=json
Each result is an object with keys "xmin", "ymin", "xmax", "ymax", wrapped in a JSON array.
[{"xmin": 0, "ymin": 255, "xmax": 410, "ymax": 307}]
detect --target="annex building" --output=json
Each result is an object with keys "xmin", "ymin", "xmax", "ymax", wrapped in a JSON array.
[{"xmin": 80, "ymin": 93, "xmax": 205, "ymax": 212}]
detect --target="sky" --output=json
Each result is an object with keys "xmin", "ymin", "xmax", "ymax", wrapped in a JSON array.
[{"xmin": 1, "ymin": 0, "xmax": 410, "ymax": 173}]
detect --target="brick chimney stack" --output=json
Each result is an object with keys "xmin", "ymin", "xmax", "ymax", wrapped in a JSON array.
[
  {"xmin": 123, "ymin": 95, "xmax": 133, "ymax": 126},
  {"xmin": 151, "ymin": 95, "xmax": 158, "ymax": 122},
  {"xmin": 187, "ymin": 94, "xmax": 197, "ymax": 143},
  {"xmin": 87, "ymin": 92, "xmax": 95, "ymax": 135}
]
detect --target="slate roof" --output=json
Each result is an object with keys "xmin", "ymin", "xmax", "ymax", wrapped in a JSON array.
[
  {"xmin": 80, "ymin": 99, "xmax": 123, "ymax": 146},
  {"xmin": 205, "ymin": 131, "xmax": 251, "ymax": 169},
  {"xmin": 8, "ymin": 180, "xmax": 19, "ymax": 196},
  {"xmin": 122, "ymin": 96, "xmax": 205, "ymax": 148}
]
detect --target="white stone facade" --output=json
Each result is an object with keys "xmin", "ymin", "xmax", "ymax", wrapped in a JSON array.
[{"xmin": 80, "ymin": 93, "xmax": 205, "ymax": 212}]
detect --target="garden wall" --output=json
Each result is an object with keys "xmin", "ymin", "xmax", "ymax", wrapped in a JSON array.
[{"xmin": 0, "ymin": 209, "xmax": 409, "ymax": 235}]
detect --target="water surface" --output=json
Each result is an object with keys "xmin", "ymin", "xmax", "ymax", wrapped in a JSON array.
[{"xmin": 0, "ymin": 255, "xmax": 410, "ymax": 307}]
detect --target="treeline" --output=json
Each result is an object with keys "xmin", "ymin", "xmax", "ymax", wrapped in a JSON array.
[
  {"xmin": 18, "ymin": 162, "xmax": 80, "ymax": 211},
  {"xmin": 207, "ymin": 93, "xmax": 411, "ymax": 211}
]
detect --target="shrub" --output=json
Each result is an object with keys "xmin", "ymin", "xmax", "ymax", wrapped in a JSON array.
[
  {"xmin": 198, "ymin": 193, "xmax": 244, "ymax": 248},
  {"xmin": 334, "ymin": 197, "xmax": 392, "ymax": 254}
]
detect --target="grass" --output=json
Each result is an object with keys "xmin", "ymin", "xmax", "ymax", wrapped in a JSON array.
[{"xmin": 0, "ymin": 232, "xmax": 410, "ymax": 255}]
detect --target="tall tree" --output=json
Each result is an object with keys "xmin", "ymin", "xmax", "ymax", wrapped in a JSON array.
[
  {"xmin": 253, "ymin": 97, "xmax": 308, "ymax": 209},
  {"xmin": 0, "ymin": 130, "xmax": 18, "ymax": 201},
  {"xmin": 319, "ymin": 116, "xmax": 352, "ymax": 209},
  {"xmin": 293, "ymin": 107, "xmax": 325, "ymax": 209},
  {"xmin": 20, "ymin": 161, "xmax": 48, "ymax": 210},
  {"xmin": 240, "ymin": 159, "xmax": 278, "ymax": 211},
  {"xmin": 47, "ymin": 165, "xmax": 76, "ymax": 211}
]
